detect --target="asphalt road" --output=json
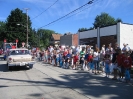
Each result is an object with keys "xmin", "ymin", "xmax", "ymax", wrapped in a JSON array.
[{"xmin": 0, "ymin": 58, "xmax": 133, "ymax": 99}]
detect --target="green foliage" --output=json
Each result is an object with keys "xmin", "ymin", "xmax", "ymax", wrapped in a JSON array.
[
  {"xmin": 5, "ymin": 8, "xmax": 32, "ymax": 47},
  {"xmin": 116, "ymin": 18, "xmax": 123, "ymax": 23},
  {"xmin": 88, "ymin": 27, "xmax": 95, "ymax": 30},
  {"xmin": 0, "ymin": 21, "xmax": 6, "ymax": 44},
  {"xmin": 37, "ymin": 29, "xmax": 55, "ymax": 48},
  {"xmin": 78, "ymin": 28, "xmax": 88, "ymax": 32},
  {"xmin": 93, "ymin": 12, "xmax": 122, "ymax": 28},
  {"xmin": 77, "ymin": 12, "xmax": 123, "ymax": 32},
  {"xmin": 0, "ymin": 8, "xmax": 57, "ymax": 48},
  {"xmin": 28, "ymin": 28, "xmax": 38, "ymax": 47}
]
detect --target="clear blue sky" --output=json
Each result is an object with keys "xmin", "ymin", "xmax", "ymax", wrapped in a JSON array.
[{"xmin": 0, "ymin": 0, "xmax": 133, "ymax": 34}]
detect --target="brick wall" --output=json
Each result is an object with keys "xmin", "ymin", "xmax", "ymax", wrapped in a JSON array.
[{"xmin": 72, "ymin": 34, "xmax": 78, "ymax": 46}]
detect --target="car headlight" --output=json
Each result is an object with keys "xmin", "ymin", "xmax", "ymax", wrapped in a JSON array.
[{"xmin": 8, "ymin": 58, "xmax": 13, "ymax": 63}]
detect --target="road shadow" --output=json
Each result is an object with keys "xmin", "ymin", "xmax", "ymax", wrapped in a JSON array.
[
  {"xmin": 8, "ymin": 66, "xmax": 30, "ymax": 71},
  {"xmin": 1, "ymin": 70, "xmax": 133, "ymax": 99},
  {"xmin": 0, "ymin": 62, "xmax": 133, "ymax": 99}
]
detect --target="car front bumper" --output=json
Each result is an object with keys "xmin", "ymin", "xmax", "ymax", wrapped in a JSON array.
[{"xmin": 8, "ymin": 61, "xmax": 35, "ymax": 66}]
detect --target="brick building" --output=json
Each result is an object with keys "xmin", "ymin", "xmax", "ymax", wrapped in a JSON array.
[
  {"xmin": 78, "ymin": 22, "xmax": 133, "ymax": 49},
  {"xmin": 60, "ymin": 33, "xmax": 78, "ymax": 46}
]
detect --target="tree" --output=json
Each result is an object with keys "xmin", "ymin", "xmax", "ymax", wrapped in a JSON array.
[
  {"xmin": 37, "ymin": 29, "xmax": 55, "ymax": 48},
  {"xmin": 0, "ymin": 21, "xmax": 6, "ymax": 45},
  {"xmin": 78, "ymin": 28, "xmax": 88, "ymax": 32},
  {"xmin": 116, "ymin": 18, "xmax": 123, "ymax": 23},
  {"xmin": 5, "ymin": 8, "xmax": 32, "ymax": 47},
  {"xmin": 28, "ymin": 28, "xmax": 38, "ymax": 47},
  {"xmin": 93, "ymin": 12, "xmax": 122, "ymax": 28},
  {"xmin": 77, "ymin": 13, "xmax": 123, "ymax": 32},
  {"xmin": 88, "ymin": 27, "xmax": 95, "ymax": 30}
]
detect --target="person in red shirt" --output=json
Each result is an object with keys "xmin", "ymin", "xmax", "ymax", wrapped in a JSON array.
[
  {"xmin": 11, "ymin": 45, "xmax": 16, "ymax": 49},
  {"xmin": 122, "ymin": 52, "xmax": 132, "ymax": 69},
  {"xmin": 122, "ymin": 51, "xmax": 132, "ymax": 81},
  {"xmin": 63, "ymin": 48, "xmax": 68, "ymax": 59},
  {"xmin": 116, "ymin": 49, "xmax": 124, "ymax": 79},
  {"xmin": 73, "ymin": 53, "xmax": 79, "ymax": 70},
  {"xmin": 88, "ymin": 53, "xmax": 94, "ymax": 73}
]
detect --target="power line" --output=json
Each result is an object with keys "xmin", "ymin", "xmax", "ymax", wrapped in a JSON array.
[
  {"xmin": 39, "ymin": 0, "xmax": 94, "ymax": 29},
  {"xmin": 31, "ymin": 0, "xmax": 59, "ymax": 20},
  {"xmin": 47, "ymin": 0, "xmax": 101, "ymax": 27}
]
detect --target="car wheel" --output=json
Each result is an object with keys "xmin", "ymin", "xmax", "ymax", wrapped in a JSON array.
[
  {"xmin": 29, "ymin": 64, "xmax": 33, "ymax": 69},
  {"xmin": 8, "ymin": 66, "xmax": 11, "ymax": 70},
  {"xmin": 7, "ymin": 63, "xmax": 10, "ymax": 70}
]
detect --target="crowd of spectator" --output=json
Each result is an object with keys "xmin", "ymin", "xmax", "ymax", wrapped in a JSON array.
[{"xmin": 32, "ymin": 43, "xmax": 133, "ymax": 84}]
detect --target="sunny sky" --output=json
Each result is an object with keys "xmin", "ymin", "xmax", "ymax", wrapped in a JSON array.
[{"xmin": 0, "ymin": 0, "xmax": 133, "ymax": 34}]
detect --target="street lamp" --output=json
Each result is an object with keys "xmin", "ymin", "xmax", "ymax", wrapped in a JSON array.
[{"xmin": 17, "ymin": 24, "xmax": 25, "ymax": 27}]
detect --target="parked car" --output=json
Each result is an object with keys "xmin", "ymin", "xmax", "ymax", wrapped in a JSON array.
[{"xmin": 6, "ymin": 48, "xmax": 35, "ymax": 70}]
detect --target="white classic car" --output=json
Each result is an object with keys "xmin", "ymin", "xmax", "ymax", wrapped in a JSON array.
[{"xmin": 6, "ymin": 48, "xmax": 35, "ymax": 70}]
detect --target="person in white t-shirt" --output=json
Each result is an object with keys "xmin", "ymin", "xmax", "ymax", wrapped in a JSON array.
[
  {"xmin": 100, "ymin": 45, "xmax": 106, "ymax": 67},
  {"xmin": 49, "ymin": 46, "xmax": 54, "ymax": 53},
  {"xmin": 75, "ymin": 46, "xmax": 80, "ymax": 54},
  {"xmin": 87, "ymin": 45, "xmax": 91, "ymax": 54},
  {"xmin": 106, "ymin": 44, "xmax": 113, "ymax": 60},
  {"xmin": 122, "ymin": 43, "xmax": 130, "ymax": 53},
  {"xmin": 93, "ymin": 47, "xmax": 100, "ymax": 74},
  {"xmin": 126, "ymin": 44, "xmax": 130, "ymax": 51}
]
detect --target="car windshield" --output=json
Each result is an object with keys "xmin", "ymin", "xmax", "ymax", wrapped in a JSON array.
[{"xmin": 10, "ymin": 50, "xmax": 30, "ymax": 55}]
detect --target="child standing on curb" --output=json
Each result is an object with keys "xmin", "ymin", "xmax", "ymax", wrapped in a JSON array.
[
  {"xmin": 104, "ymin": 54, "xmax": 111, "ymax": 77},
  {"xmin": 73, "ymin": 53, "xmax": 79, "ymax": 70}
]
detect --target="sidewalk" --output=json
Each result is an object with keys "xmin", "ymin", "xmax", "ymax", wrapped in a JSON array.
[
  {"xmin": 37, "ymin": 60, "xmax": 133, "ymax": 86},
  {"xmin": 34, "ymin": 61, "xmax": 133, "ymax": 99}
]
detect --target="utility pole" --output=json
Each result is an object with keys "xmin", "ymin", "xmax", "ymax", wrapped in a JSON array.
[{"xmin": 24, "ymin": 8, "xmax": 29, "ymax": 48}]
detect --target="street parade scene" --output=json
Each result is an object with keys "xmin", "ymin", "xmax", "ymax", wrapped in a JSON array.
[
  {"xmin": 0, "ymin": 0, "xmax": 133, "ymax": 99},
  {"xmin": 31, "ymin": 43, "xmax": 133, "ymax": 83}
]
